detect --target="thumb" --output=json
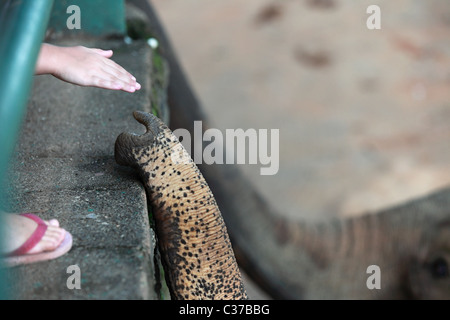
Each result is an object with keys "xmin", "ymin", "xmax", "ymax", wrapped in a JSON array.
[{"xmin": 92, "ymin": 48, "xmax": 113, "ymax": 58}]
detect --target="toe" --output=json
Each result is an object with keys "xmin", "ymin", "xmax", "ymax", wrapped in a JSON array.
[{"xmin": 47, "ymin": 219, "xmax": 60, "ymax": 227}]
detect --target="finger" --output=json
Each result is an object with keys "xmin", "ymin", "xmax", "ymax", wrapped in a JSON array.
[
  {"xmin": 98, "ymin": 69, "xmax": 138, "ymax": 92},
  {"xmin": 92, "ymin": 48, "xmax": 113, "ymax": 58},
  {"xmin": 99, "ymin": 64, "xmax": 141, "ymax": 92},
  {"xmin": 100, "ymin": 63, "xmax": 134, "ymax": 84},
  {"xmin": 92, "ymin": 75, "xmax": 136, "ymax": 92},
  {"xmin": 101, "ymin": 58, "xmax": 136, "ymax": 81}
]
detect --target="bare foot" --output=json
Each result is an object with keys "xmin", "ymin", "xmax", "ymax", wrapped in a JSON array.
[{"xmin": 1, "ymin": 213, "xmax": 67, "ymax": 256}]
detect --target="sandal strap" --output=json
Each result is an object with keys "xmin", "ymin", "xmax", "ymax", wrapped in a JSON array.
[{"xmin": 6, "ymin": 213, "xmax": 48, "ymax": 257}]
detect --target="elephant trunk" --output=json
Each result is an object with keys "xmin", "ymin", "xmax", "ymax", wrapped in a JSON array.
[{"xmin": 115, "ymin": 111, "xmax": 247, "ymax": 300}]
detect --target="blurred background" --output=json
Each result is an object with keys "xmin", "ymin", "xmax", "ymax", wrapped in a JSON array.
[
  {"xmin": 1, "ymin": 0, "xmax": 448, "ymax": 301},
  {"xmin": 151, "ymin": 0, "xmax": 450, "ymax": 221}
]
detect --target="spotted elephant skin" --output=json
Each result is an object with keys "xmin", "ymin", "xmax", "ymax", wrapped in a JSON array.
[{"xmin": 115, "ymin": 111, "xmax": 247, "ymax": 300}]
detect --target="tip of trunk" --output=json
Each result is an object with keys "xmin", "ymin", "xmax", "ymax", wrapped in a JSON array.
[{"xmin": 114, "ymin": 111, "xmax": 163, "ymax": 167}]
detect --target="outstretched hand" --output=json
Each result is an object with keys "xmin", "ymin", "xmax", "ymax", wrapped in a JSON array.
[{"xmin": 36, "ymin": 44, "xmax": 141, "ymax": 93}]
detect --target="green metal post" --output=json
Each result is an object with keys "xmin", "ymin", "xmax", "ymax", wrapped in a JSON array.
[{"xmin": 0, "ymin": 0, "xmax": 55, "ymax": 300}]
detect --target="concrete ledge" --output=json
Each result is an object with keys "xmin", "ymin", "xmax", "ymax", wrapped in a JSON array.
[{"xmin": 4, "ymin": 37, "xmax": 162, "ymax": 299}]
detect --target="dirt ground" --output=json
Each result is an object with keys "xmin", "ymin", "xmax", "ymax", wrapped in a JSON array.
[{"xmin": 150, "ymin": 0, "xmax": 450, "ymax": 298}]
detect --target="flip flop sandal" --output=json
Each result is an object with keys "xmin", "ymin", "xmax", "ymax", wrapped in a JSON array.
[{"xmin": 1, "ymin": 213, "xmax": 73, "ymax": 267}]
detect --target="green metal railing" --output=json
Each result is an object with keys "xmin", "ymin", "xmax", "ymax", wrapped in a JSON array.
[{"xmin": 0, "ymin": 0, "xmax": 55, "ymax": 299}]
